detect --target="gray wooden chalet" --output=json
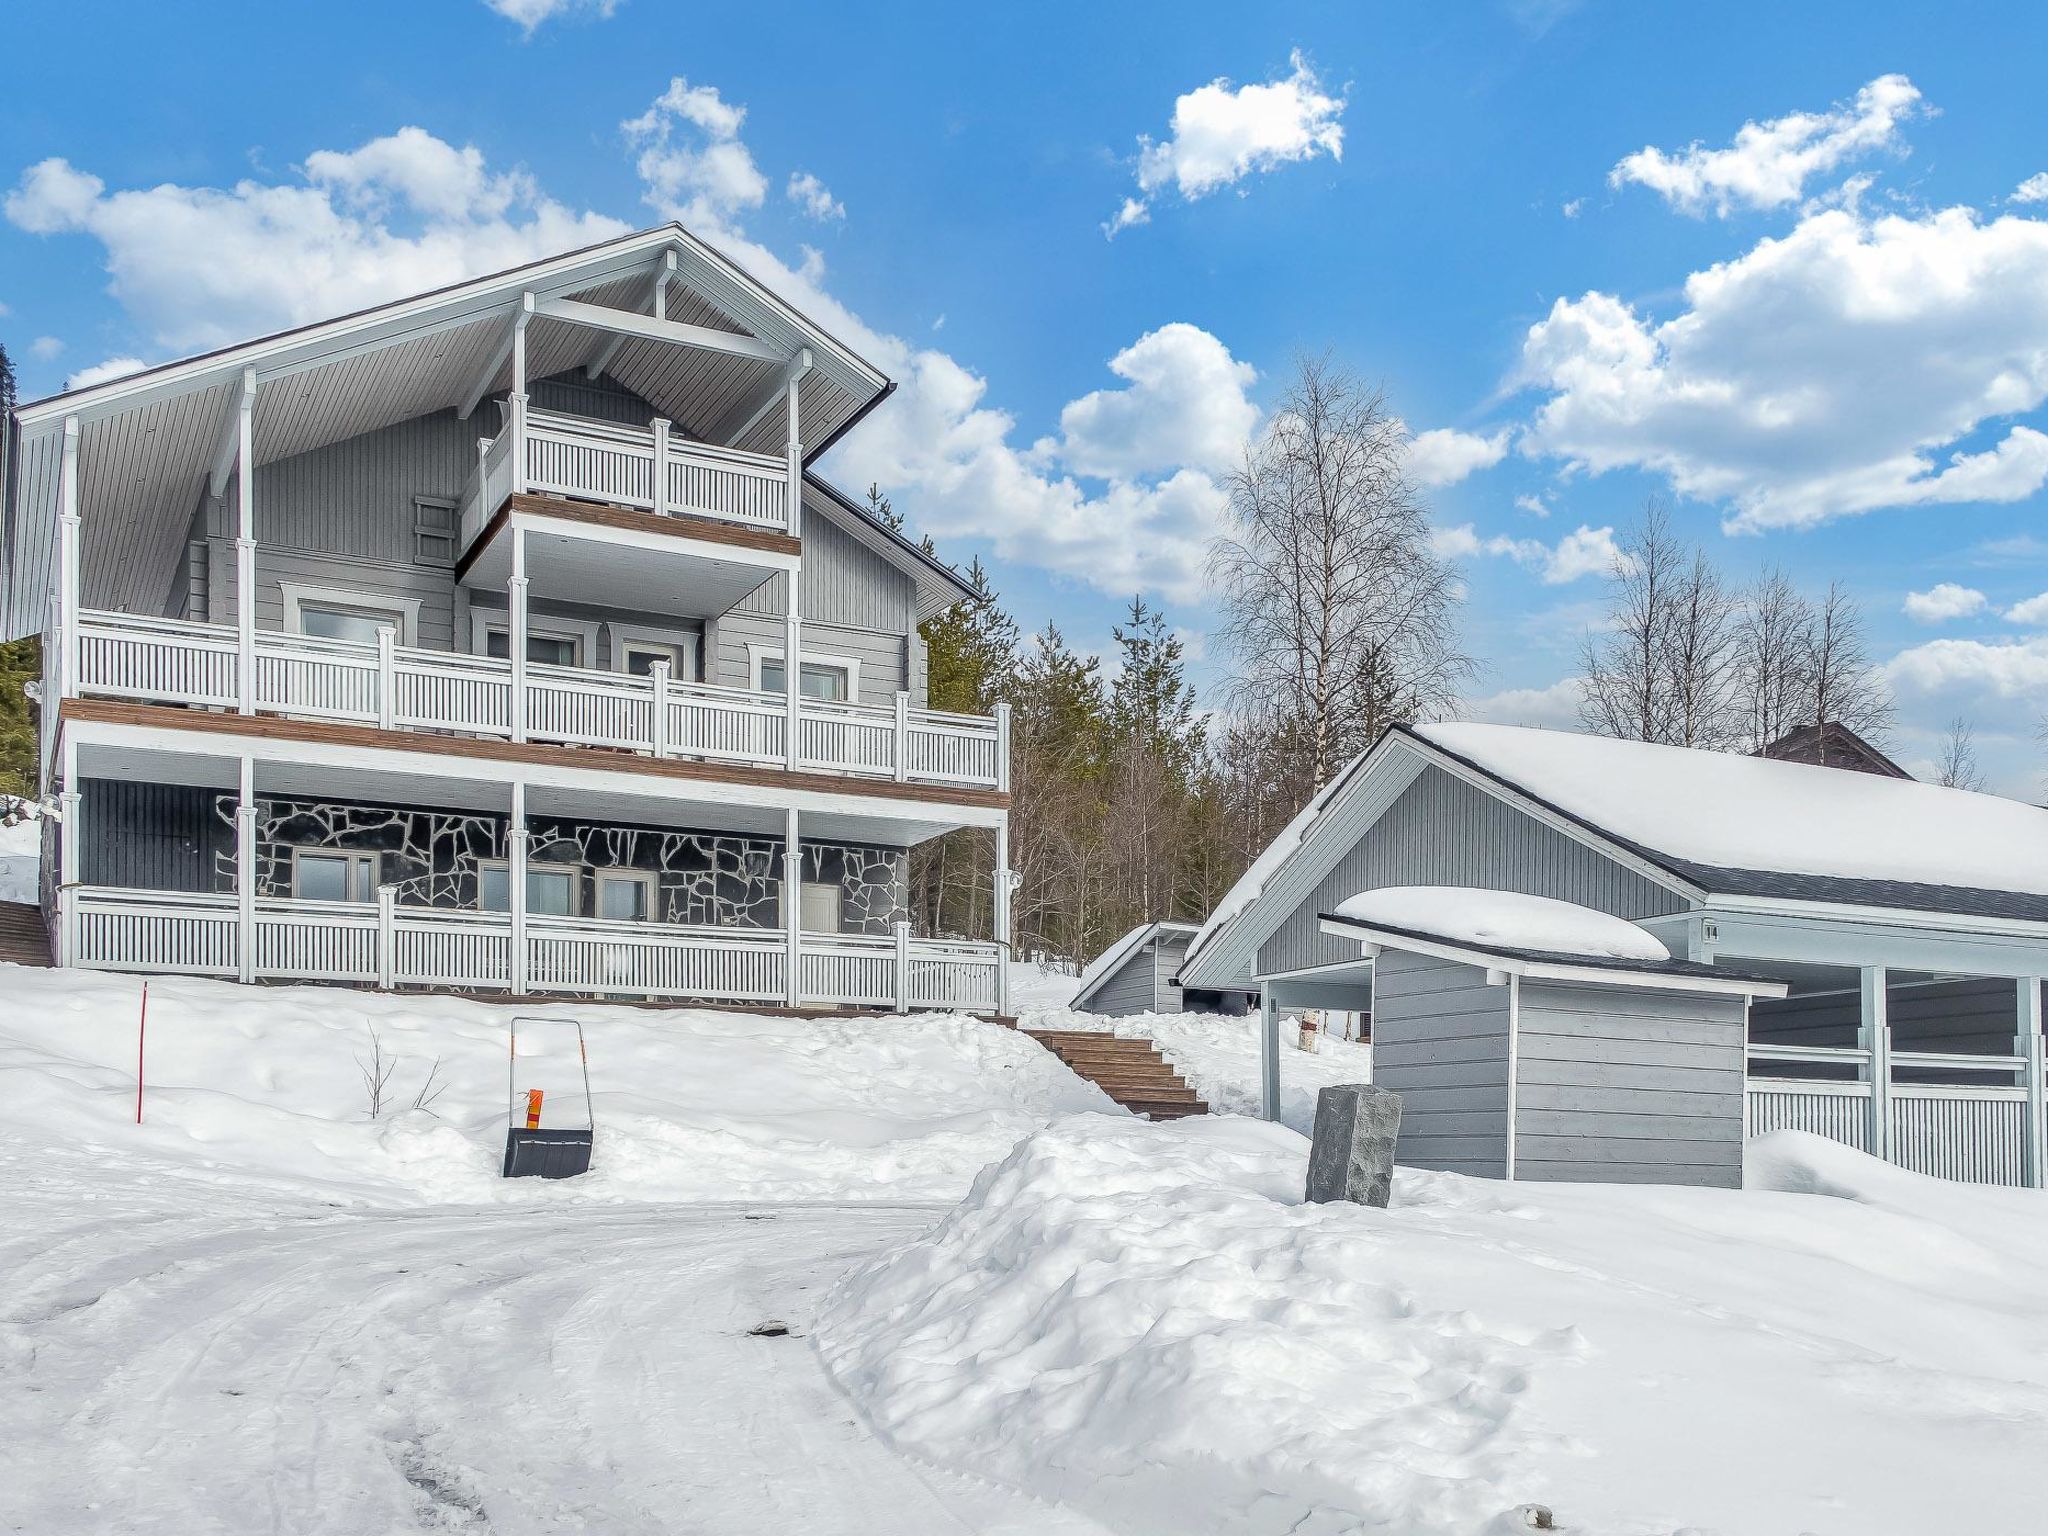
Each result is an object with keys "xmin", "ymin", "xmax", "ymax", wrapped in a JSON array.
[
  {"xmin": 1179, "ymin": 722, "xmax": 2048, "ymax": 1188},
  {"xmin": 4, "ymin": 224, "xmax": 1016, "ymax": 1014},
  {"xmin": 1070, "ymin": 921, "xmax": 1217, "ymax": 1017}
]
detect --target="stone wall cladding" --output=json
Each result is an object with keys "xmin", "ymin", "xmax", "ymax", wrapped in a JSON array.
[{"xmin": 212, "ymin": 793, "xmax": 908, "ymax": 932}]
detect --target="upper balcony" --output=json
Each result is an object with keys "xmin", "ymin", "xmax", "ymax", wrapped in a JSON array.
[{"xmin": 70, "ymin": 608, "xmax": 1008, "ymax": 793}]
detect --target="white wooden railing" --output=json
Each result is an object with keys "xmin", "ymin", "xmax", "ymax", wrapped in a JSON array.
[
  {"xmin": 74, "ymin": 610, "xmax": 1006, "ymax": 790},
  {"xmin": 460, "ymin": 407, "xmax": 790, "ymax": 548},
  {"xmin": 1745, "ymin": 1042, "xmax": 2044, "ymax": 1187},
  {"xmin": 70, "ymin": 886, "xmax": 1004, "ymax": 1012}
]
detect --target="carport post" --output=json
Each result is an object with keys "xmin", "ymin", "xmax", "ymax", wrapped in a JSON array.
[
  {"xmin": 1259, "ymin": 983, "xmax": 1281, "ymax": 1122},
  {"xmin": 2020, "ymin": 978, "xmax": 2046, "ymax": 1189},
  {"xmin": 1860, "ymin": 966, "xmax": 1891, "ymax": 1161}
]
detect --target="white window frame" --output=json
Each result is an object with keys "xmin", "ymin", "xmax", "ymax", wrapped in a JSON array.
[
  {"xmin": 608, "ymin": 622, "xmax": 702, "ymax": 681},
  {"xmin": 282, "ymin": 583, "xmax": 420, "ymax": 646},
  {"xmin": 593, "ymin": 867, "xmax": 659, "ymax": 923},
  {"xmin": 477, "ymin": 858, "xmax": 581, "ymax": 916},
  {"xmin": 747, "ymin": 643, "xmax": 860, "ymax": 703},
  {"xmin": 800, "ymin": 880, "xmax": 845, "ymax": 935},
  {"xmin": 290, "ymin": 848, "xmax": 381, "ymax": 904},
  {"xmin": 469, "ymin": 610, "xmax": 601, "ymax": 669}
]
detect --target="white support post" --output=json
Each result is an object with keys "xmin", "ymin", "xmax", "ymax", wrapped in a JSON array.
[
  {"xmin": 56, "ymin": 735, "xmax": 80, "ymax": 968},
  {"xmin": 784, "ymin": 352, "xmax": 808, "ymax": 539},
  {"xmin": 649, "ymin": 658, "xmax": 671, "ymax": 757},
  {"xmin": 233, "ymin": 370, "xmax": 257, "ymax": 715},
  {"xmin": 893, "ymin": 919, "xmax": 912, "ymax": 1014},
  {"xmin": 1861, "ymin": 965, "xmax": 1891, "ymax": 1162},
  {"xmin": 993, "ymin": 816, "xmax": 1011, "ymax": 1017},
  {"xmin": 783, "ymin": 806, "xmax": 802, "ymax": 1007},
  {"xmin": 376, "ymin": 885, "xmax": 397, "ymax": 991},
  {"xmin": 994, "ymin": 701, "xmax": 1012, "ymax": 793},
  {"xmin": 893, "ymin": 690, "xmax": 910, "ymax": 782},
  {"xmin": 783, "ymin": 568, "xmax": 803, "ymax": 770},
  {"xmin": 509, "ymin": 525, "xmax": 529, "ymax": 743},
  {"xmin": 509, "ymin": 781, "xmax": 529, "ymax": 997},
  {"xmin": 57, "ymin": 417, "xmax": 81, "ymax": 707},
  {"xmin": 375, "ymin": 624, "xmax": 397, "ymax": 731},
  {"xmin": 509, "ymin": 295, "xmax": 533, "ymax": 496},
  {"xmin": 2020, "ymin": 977, "xmax": 2046, "ymax": 1189},
  {"xmin": 650, "ymin": 418, "xmax": 671, "ymax": 518},
  {"xmin": 235, "ymin": 756, "xmax": 256, "ymax": 984},
  {"xmin": 1259, "ymin": 983, "xmax": 1281, "ymax": 1123}
]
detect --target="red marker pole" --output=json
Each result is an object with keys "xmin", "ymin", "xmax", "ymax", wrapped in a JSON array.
[{"xmin": 135, "ymin": 981, "xmax": 149, "ymax": 1125}]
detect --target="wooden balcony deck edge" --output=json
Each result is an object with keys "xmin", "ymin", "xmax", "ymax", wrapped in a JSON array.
[
  {"xmin": 457, "ymin": 491, "xmax": 801, "ymax": 579},
  {"xmin": 60, "ymin": 698, "xmax": 1011, "ymax": 813}
]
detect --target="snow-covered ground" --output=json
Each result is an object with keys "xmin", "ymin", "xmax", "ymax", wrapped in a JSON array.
[
  {"xmin": 0, "ymin": 805, "xmax": 39, "ymax": 904},
  {"xmin": 820, "ymin": 1116, "xmax": 2048, "ymax": 1536},
  {"xmin": 1020, "ymin": 1003, "xmax": 1372, "ymax": 1132}
]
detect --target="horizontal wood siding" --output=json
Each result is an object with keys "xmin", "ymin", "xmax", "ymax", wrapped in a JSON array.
[
  {"xmin": 1257, "ymin": 765, "xmax": 1687, "ymax": 977},
  {"xmin": 1370, "ymin": 947, "xmax": 1511, "ymax": 1177},
  {"xmin": 1512, "ymin": 979, "xmax": 1746, "ymax": 1188},
  {"xmin": 713, "ymin": 610, "xmax": 909, "ymax": 705},
  {"xmin": 1154, "ymin": 935, "xmax": 1189, "ymax": 1013},
  {"xmin": 80, "ymin": 779, "xmax": 223, "ymax": 892}
]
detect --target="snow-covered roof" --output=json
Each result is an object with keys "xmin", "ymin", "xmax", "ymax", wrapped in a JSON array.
[
  {"xmin": 1417, "ymin": 722, "xmax": 2048, "ymax": 900},
  {"xmin": 1331, "ymin": 888, "xmax": 1671, "ymax": 963},
  {"xmin": 1070, "ymin": 922, "xmax": 1198, "ymax": 1010}
]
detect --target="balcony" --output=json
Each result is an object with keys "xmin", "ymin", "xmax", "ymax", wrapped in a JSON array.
[
  {"xmin": 71, "ymin": 886, "xmax": 1004, "ymax": 1013},
  {"xmin": 73, "ymin": 610, "xmax": 1007, "ymax": 793},
  {"xmin": 461, "ymin": 406, "xmax": 794, "ymax": 551}
]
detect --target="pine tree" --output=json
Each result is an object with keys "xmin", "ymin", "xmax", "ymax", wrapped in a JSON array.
[
  {"xmin": 865, "ymin": 481, "xmax": 902, "ymax": 532},
  {"xmin": 921, "ymin": 557, "xmax": 1017, "ymax": 715}
]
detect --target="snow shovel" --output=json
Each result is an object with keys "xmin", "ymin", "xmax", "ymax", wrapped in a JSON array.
[{"xmin": 502, "ymin": 1016, "xmax": 595, "ymax": 1178}]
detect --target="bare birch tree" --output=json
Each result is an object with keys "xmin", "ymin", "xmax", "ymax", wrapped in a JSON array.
[
  {"xmin": 1806, "ymin": 581, "xmax": 1895, "ymax": 746},
  {"xmin": 1933, "ymin": 716, "xmax": 1986, "ymax": 792},
  {"xmin": 1733, "ymin": 565, "xmax": 1816, "ymax": 753},
  {"xmin": 1210, "ymin": 357, "xmax": 1468, "ymax": 810}
]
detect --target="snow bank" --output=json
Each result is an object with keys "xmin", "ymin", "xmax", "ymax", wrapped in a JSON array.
[
  {"xmin": 1007, "ymin": 956, "xmax": 1082, "ymax": 1011},
  {"xmin": 1423, "ymin": 719, "xmax": 2048, "ymax": 893},
  {"xmin": 1332, "ymin": 885, "xmax": 1670, "ymax": 961},
  {"xmin": 0, "ymin": 966, "xmax": 1115, "ymax": 1206},
  {"xmin": 820, "ymin": 1119, "xmax": 2048, "ymax": 1536},
  {"xmin": 0, "ymin": 808, "xmax": 39, "ymax": 905},
  {"xmin": 1023, "ymin": 1004, "xmax": 1372, "ymax": 1133}
]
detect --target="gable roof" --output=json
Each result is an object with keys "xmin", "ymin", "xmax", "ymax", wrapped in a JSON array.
[
  {"xmin": 4, "ymin": 223, "xmax": 890, "ymax": 638},
  {"xmin": 1753, "ymin": 721, "xmax": 1912, "ymax": 779},
  {"xmin": 1416, "ymin": 723, "xmax": 2048, "ymax": 922},
  {"xmin": 1070, "ymin": 921, "xmax": 1198, "ymax": 1012},
  {"xmin": 803, "ymin": 473, "xmax": 977, "ymax": 620}
]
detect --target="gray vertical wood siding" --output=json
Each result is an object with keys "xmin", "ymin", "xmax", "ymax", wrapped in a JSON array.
[
  {"xmin": 1257, "ymin": 765, "xmax": 1687, "ymax": 978},
  {"xmin": 1086, "ymin": 947, "xmax": 1161, "ymax": 1016},
  {"xmin": 1369, "ymin": 947, "xmax": 1513, "ymax": 1177},
  {"xmin": 1512, "ymin": 979, "xmax": 1747, "ymax": 1188}
]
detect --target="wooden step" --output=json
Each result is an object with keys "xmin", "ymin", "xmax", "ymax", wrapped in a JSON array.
[
  {"xmin": 1024, "ymin": 1028, "xmax": 1208, "ymax": 1121},
  {"xmin": 0, "ymin": 901, "xmax": 51, "ymax": 968}
]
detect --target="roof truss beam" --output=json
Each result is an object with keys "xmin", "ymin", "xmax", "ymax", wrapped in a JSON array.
[
  {"xmin": 716, "ymin": 347, "xmax": 813, "ymax": 447},
  {"xmin": 535, "ymin": 296, "xmax": 788, "ymax": 365},
  {"xmin": 584, "ymin": 250, "xmax": 677, "ymax": 381},
  {"xmin": 457, "ymin": 309, "xmax": 524, "ymax": 422},
  {"xmin": 205, "ymin": 368, "xmax": 257, "ymax": 498}
]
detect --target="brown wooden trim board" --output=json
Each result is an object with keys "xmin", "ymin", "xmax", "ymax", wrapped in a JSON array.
[{"xmin": 456, "ymin": 491, "xmax": 801, "ymax": 580}]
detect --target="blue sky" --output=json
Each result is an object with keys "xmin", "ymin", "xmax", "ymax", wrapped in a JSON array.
[{"xmin": 8, "ymin": 1, "xmax": 2048, "ymax": 789}]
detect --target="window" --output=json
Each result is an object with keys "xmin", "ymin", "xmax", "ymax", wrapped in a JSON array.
[
  {"xmin": 293, "ymin": 849, "xmax": 380, "ymax": 903},
  {"xmin": 620, "ymin": 640, "xmax": 689, "ymax": 678},
  {"xmin": 595, "ymin": 869, "xmax": 657, "ymax": 922},
  {"xmin": 299, "ymin": 601, "xmax": 405, "ymax": 645},
  {"xmin": 484, "ymin": 628, "xmax": 582, "ymax": 667},
  {"xmin": 478, "ymin": 860, "xmax": 577, "ymax": 916},
  {"xmin": 414, "ymin": 497, "xmax": 457, "ymax": 568},
  {"xmin": 800, "ymin": 881, "xmax": 843, "ymax": 934},
  {"xmin": 758, "ymin": 657, "xmax": 851, "ymax": 702}
]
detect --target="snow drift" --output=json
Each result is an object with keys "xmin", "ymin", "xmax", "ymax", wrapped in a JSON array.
[{"xmin": 819, "ymin": 1117, "xmax": 2048, "ymax": 1536}]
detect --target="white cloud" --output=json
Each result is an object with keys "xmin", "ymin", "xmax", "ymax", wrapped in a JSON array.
[
  {"xmin": 625, "ymin": 79, "xmax": 768, "ymax": 229},
  {"xmin": 1513, "ymin": 493, "xmax": 1550, "ymax": 518},
  {"xmin": 1464, "ymin": 676, "xmax": 1587, "ymax": 730},
  {"xmin": 481, "ymin": 0, "xmax": 618, "ymax": 34},
  {"xmin": 1609, "ymin": 74, "xmax": 1925, "ymax": 217},
  {"xmin": 785, "ymin": 171, "xmax": 844, "ymax": 222},
  {"xmin": 1902, "ymin": 582, "xmax": 1987, "ymax": 623},
  {"xmin": 4, "ymin": 136, "xmax": 628, "ymax": 352},
  {"xmin": 1561, "ymin": 198, "xmax": 1584, "ymax": 219},
  {"xmin": 28, "ymin": 336, "xmax": 62, "ymax": 360},
  {"xmin": 1884, "ymin": 635, "xmax": 2048, "ymax": 703},
  {"xmin": 64, "ymin": 356, "xmax": 147, "ymax": 389},
  {"xmin": 1432, "ymin": 522, "xmax": 1624, "ymax": 584},
  {"xmin": 2013, "ymin": 173, "xmax": 2048, "ymax": 205},
  {"xmin": 1406, "ymin": 426, "xmax": 1509, "ymax": 488},
  {"xmin": 1517, "ymin": 203, "xmax": 2048, "ymax": 532},
  {"xmin": 2006, "ymin": 592, "xmax": 2048, "ymax": 625},
  {"xmin": 1109, "ymin": 51, "xmax": 1344, "ymax": 236},
  {"xmin": 1051, "ymin": 323, "xmax": 1257, "ymax": 480}
]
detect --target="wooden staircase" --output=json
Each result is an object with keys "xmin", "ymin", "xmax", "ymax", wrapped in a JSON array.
[
  {"xmin": 1025, "ymin": 1029, "xmax": 1207, "ymax": 1120},
  {"xmin": 0, "ymin": 901, "xmax": 51, "ymax": 967}
]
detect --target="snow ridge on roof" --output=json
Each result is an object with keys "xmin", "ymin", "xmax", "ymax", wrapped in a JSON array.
[
  {"xmin": 1416, "ymin": 722, "xmax": 2048, "ymax": 898},
  {"xmin": 1331, "ymin": 887, "xmax": 1671, "ymax": 963}
]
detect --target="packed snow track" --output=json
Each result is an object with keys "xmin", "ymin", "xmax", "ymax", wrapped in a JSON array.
[{"xmin": 0, "ymin": 1146, "xmax": 1107, "ymax": 1535}]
